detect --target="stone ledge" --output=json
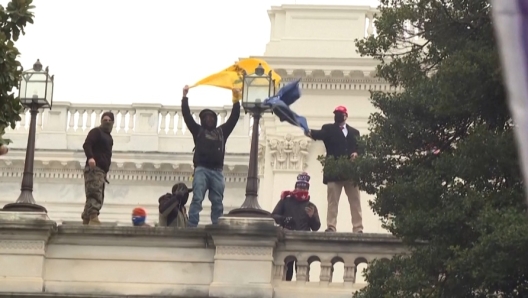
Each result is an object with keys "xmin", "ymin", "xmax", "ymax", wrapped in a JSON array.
[
  {"xmin": 0, "ymin": 294, "xmax": 213, "ymax": 298},
  {"xmin": 282, "ymin": 230, "xmax": 399, "ymax": 244}
]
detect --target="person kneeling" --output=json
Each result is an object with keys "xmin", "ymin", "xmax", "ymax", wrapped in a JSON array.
[
  {"xmin": 158, "ymin": 183, "xmax": 191, "ymax": 228},
  {"xmin": 272, "ymin": 172, "xmax": 321, "ymax": 281}
]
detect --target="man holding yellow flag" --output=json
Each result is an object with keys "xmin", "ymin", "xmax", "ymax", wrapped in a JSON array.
[{"xmin": 181, "ymin": 85, "xmax": 242, "ymax": 227}]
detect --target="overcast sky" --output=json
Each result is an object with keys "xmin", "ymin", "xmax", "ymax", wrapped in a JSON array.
[{"xmin": 10, "ymin": 0, "xmax": 378, "ymax": 107}]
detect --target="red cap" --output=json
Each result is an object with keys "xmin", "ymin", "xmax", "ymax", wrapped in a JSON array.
[
  {"xmin": 132, "ymin": 207, "xmax": 147, "ymax": 217},
  {"xmin": 334, "ymin": 106, "xmax": 348, "ymax": 115}
]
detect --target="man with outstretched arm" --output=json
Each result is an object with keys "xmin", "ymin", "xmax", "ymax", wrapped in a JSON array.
[
  {"xmin": 306, "ymin": 105, "xmax": 363, "ymax": 233},
  {"xmin": 181, "ymin": 85, "xmax": 241, "ymax": 227}
]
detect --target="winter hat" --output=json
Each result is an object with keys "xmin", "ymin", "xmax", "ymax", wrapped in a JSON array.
[
  {"xmin": 132, "ymin": 207, "xmax": 146, "ymax": 226},
  {"xmin": 101, "ymin": 111, "xmax": 115, "ymax": 122},
  {"xmin": 294, "ymin": 172, "xmax": 310, "ymax": 190}
]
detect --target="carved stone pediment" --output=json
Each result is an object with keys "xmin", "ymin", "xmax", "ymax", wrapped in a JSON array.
[{"xmin": 266, "ymin": 134, "xmax": 311, "ymax": 172}]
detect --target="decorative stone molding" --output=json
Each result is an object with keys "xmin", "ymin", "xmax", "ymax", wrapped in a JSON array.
[
  {"xmin": 267, "ymin": 134, "xmax": 311, "ymax": 172},
  {"xmin": 279, "ymin": 76, "xmax": 403, "ymax": 92},
  {"xmin": 0, "ymin": 159, "xmax": 250, "ymax": 183},
  {"xmin": 215, "ymin": 245, "xmax": 274, "ymax": 261},
  {"xmin": 0, "ymin": 240, "xmax": 46, "ymax": 255},
  {"xmin": 216, "ymin": 245, "xmax": 272, "ymax": 256},
  {"xmin": 258, "ymin": 141, "xmax": 266, "ymax": 176}
]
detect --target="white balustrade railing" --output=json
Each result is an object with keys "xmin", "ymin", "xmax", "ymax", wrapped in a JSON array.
[{"xmin": 4, "ymin": 101, "xmax": 258, "ymax": 154}]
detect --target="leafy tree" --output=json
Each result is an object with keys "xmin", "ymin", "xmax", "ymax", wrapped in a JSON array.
[
  {"xmin": 320, "ymin": 0, "xmax": 528, "ymax": 296},
  {"xmin": 0, "ymin": 0, "xmax": 35, "ymax": 145}
]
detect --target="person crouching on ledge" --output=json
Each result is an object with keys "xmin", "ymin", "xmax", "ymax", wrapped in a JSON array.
[
  {"xmin": 272, "ymin": 172, "xmax": 321, "ymax": 281},
  {"xmin": 132, "ymin": 207, "xmax": 150, "ymax": 227}
]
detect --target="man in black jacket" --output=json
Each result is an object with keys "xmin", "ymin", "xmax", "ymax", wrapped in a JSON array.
[
  {"xmin": 82, "ymin": 112, "xmax": 114, "ymax": 225},
  {"xmin": 306, "ymin": 106, "xmax": 363, "ymax": 233},
  {"xmin": 181, "ymin": 85, "xmax": 241, "ymax": 227}
]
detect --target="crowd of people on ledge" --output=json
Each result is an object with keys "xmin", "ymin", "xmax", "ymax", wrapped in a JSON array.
[{"xmin": 0, "ymin": 85, "xmax": 364, "ymax": 237}]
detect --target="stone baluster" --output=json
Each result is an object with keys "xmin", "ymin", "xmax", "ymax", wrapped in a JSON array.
[
  {"xmin": 319, "ymin": 262, "xmax": 333, "ymax": 284},
  {"xmin": 159, "ymin": 110, "xmax": 168, "ymax": 134},
  {"xmin": 118, "ymin": 110, "xmax": 127, "ymax": 133},
  {"xmin": 85, "ymin": 109, "xmax": 94, "ymax": 129},
  {"xmin": 19, "ymin": 111, "xmax": 27, "ymax": 131},
  {"xmin": 128, "ymin": 110, "xmax": 135, "ymax": 132},
  {"xmin": 36, "ymin": 109, "xmax": 44, "ymax": 131},
  {"xmin": 273, "ymin": 263, "xmax": 284, "ymax": 281},
  {"xmin": 176, "ymin": 111, "xmax": 183, "ymax": 135},
  {"xmin": 67, "ymin": 108, "xmax": 75, "ymax": 131},
  {"xmin": 218, "ymin": 109, "xmax": 227, "ymax": 126},
  {"xmin": 167, "ymin": 111, "xmax": 175, "ymax": 135},
  {"xmin": 343, "ymin": 264, "xmax": 356, "ymax": 285},
  {"xmin": 295, "ymin": 263, "xmax": 309, "ymax": 282}
]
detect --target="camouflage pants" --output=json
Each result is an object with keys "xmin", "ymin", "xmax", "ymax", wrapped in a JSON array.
[{"xmin": 81, "ymin": 166, "xmax": 106, "ymax": 220}]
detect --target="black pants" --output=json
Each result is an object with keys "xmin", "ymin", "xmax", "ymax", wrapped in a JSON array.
[{"xmin": 285, "ymin": 260, "xmax": 297, "ymax": 281}]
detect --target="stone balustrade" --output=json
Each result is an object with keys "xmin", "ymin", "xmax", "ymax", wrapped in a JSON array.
[
  {"xmin": 0, "ymin": 212, "xmax": 403, "ymax": 298},
  {"xmin": 4, "ymin": 101, "xmax": 254, "ymax": 154}
]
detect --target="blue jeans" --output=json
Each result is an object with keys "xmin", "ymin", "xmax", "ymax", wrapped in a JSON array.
[{"xmin": 188, "ymin": 166, "xmax": 225, "ymax": 227}]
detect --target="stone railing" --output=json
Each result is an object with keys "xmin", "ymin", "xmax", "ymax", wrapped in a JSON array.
[
  {"xmin": 3, "ymin": 101, "xmax": 255, "ymax": 154},
  {"xmin": 0, "ymin": 212, "xmax": 404, "ymax": 298}
]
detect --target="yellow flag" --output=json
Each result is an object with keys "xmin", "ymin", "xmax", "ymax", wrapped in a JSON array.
[
  {"xmin": 190, "ymin": 58, "xmax": 283, "ymax": 101},
  {"xmin": 190, "ymin": 70, "xmax": 242, "ymax": 90}
]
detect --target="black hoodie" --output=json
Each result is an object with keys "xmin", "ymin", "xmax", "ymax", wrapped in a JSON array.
[{"xmin": 181, "ymin": 97, "xmax": 241, "ymax": 170}]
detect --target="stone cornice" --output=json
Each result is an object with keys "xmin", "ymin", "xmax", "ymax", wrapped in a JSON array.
[
  {"xmin": 0, "ymin": 150, "xmax": 251, "ymax": 183},
  {"xmin": 244, "ymin": 56, "xmax": 403, "ymax": 89}
]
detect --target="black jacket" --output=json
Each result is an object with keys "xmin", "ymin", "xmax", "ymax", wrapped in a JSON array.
[
  {"xmin": 83, "ymin": 127, "xmax": 113, "ymax": 173},
  {"xmin": 158, "ymin": 192, "xmax": 187, "ymax": 226},
  {"xmin": 310, "ymin": 123, "xmax": 360, "ymax": 184},
  {"xmin": 181, "ymin": 97, "xmax": 240, "ymax": 170},
  {"xmin": 271, "ymin": 194, "xmax": 321, "ymax": 231}
]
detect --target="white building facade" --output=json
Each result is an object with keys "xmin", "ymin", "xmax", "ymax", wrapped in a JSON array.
[
  {"xmin": 1, "ymin": 4, "xmax": 392, "ymax": 233},
  {"xmin": 0, "ymin": 5, "xmax": 411, "ymax": 298}
]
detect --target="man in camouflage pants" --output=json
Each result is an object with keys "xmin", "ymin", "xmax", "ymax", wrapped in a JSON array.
[{"xmin": 82, "ymin": 112, "xmax": 114, "ymax": 225}]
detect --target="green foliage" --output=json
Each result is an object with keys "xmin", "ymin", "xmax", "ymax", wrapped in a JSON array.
[
  {"xmin": 319, "ymin": 0, "xmax": 528, "ymax": 296},
  {"xmin": 0, "ymin": 0, "xmax": 35, "ymax": 145}
]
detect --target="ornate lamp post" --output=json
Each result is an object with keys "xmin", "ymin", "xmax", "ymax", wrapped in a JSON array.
[
  {"xmin": 3, "ymin": 59, "xmax": 54, "ymax": 213},
  {"xmin": 228, "ymin": 63, "xmax": 276, "ymax": 217}
]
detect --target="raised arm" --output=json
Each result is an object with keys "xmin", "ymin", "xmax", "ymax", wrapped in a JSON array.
[
  {"xmin": 220, "ymin": 101, "xmax": 241, "ymax": 139},
  {"xmin": 181, "ymin": 85, "xmax": 201, "ymax": 136},
  {"xmin": 220, "ymin": 88, "xmax": 242, "ymax": 138}
]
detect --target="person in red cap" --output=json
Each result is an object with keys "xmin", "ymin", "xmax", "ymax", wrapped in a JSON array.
[{"xmin": 306, "ymin": 105, "xmax": 363, "ymax": 233}]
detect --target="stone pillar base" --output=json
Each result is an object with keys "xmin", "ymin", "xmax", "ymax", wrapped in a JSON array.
[
  {"xmin": 0, "ymin": 211, "xmax": 56, "ymax": 294},
  {"xmin": 207, "ymin": 216, "xmax": 278, "ymax": 298}
]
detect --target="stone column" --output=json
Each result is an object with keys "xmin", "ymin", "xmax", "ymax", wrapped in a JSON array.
[
  {"xmin": 207, "ymin": 217, "xmax": 278, "ymax": 298},
  {"xmin": 0, "ymin": 211, "xmax": 57, "ymax": 292}
]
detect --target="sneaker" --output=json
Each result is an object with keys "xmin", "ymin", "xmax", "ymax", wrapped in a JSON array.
[{"xmin": 325, "ymin": 228, "xmax": 335, "ymax": 232}]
